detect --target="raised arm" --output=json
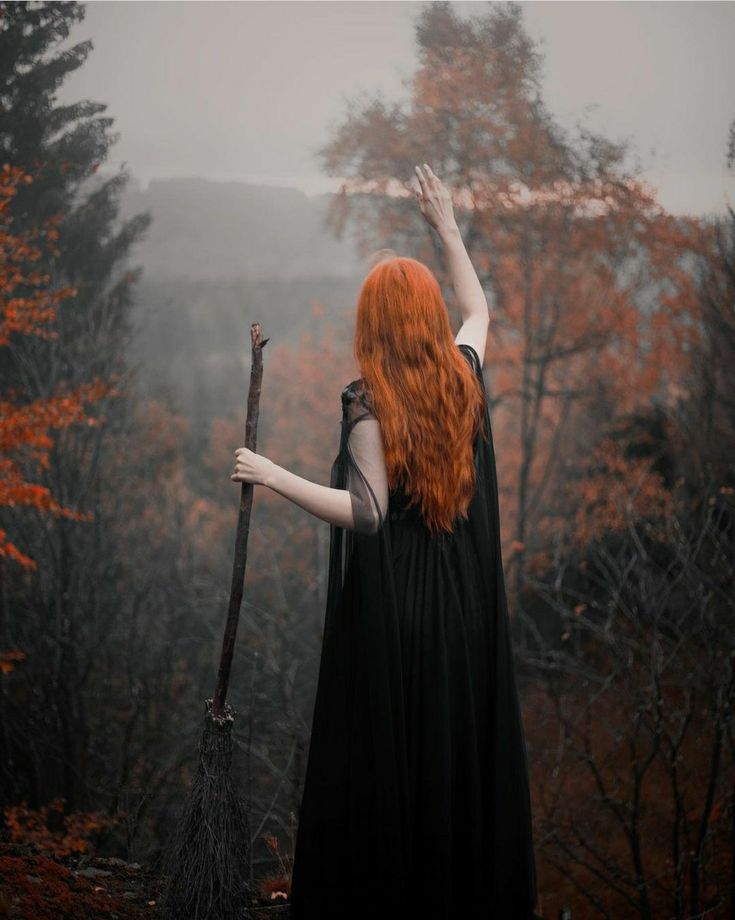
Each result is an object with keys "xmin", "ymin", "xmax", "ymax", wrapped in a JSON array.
[{"xmin": 414, "ymin": 163, "xmax": 489, "ymax": 363}]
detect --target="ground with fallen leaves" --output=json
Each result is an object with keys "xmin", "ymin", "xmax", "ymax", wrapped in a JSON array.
[
  {"xmin": 0, "ymin": 842, "xmax": 292, "ymax": 919},
  {"xmin": 0, "ymin": 842, "xmax": 166, "ymax": 918}
]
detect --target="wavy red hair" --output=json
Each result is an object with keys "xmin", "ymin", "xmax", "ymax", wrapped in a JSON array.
[{"xmin": 354, "ymin": 255, "xmax": 487, "ymax": 535}]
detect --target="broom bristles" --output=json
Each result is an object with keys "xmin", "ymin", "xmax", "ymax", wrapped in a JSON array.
[{"xmin": 159, "ymin": 699, "xmax": 252, "ymax": 919}]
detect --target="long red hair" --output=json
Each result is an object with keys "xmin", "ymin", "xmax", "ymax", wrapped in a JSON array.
[{"xmin": 354, "ymin": 255, "xmax": 487, "ymax": 535}]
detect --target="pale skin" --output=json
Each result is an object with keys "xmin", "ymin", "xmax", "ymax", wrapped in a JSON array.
[{"xmin": 230, "ymin": 163, "xmax": 490, "ymax": 530}]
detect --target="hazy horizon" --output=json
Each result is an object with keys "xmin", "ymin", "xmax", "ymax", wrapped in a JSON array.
[{"xmin": 57, "ymin": 1, "xmax": 735, "ymax": 216}]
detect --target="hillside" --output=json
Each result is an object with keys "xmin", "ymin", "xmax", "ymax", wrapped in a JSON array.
[{"xmin": 119, "ymin": 177, "xmax": 364, "ymax": 281}]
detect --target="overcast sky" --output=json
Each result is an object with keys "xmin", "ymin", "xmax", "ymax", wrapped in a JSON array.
[{"xmin": 57, "ymin": 1, "xmax": 735, "ymax": 217}]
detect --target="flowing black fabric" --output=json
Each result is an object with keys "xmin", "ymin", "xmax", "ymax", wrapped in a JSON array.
[{"xmin": 289, "ymin": 343, "xmax": 538, "ymax": 919}]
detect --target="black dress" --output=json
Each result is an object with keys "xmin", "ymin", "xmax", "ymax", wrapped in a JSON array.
[{"xmin": 289, "ymin": 343, "xmax": 538, "ymax": 919}]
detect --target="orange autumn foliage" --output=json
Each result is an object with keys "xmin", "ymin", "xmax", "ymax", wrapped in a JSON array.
[
  {"xmin": 0, "ymin": 164, "xmax": 119, "ymax": 570},
  {"xmin": 570, "ymin": 437, "xmax": 674, "ymax": 546},
  {"xmin": 0, "ymin": 648, "xmax": 26, "ymax": 675},
  {"xmin": 0, "ymin": 163, "xmax": 69, "ymax": 346}
]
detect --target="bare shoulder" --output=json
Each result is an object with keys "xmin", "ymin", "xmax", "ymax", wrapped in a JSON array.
[{"xmin": 454, "ymin": 314, "xmax": 489, "ymax": 368}]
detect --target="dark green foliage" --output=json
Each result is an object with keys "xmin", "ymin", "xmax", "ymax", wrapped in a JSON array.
[
  {"xmin": 0, "ymin": 0, "xmax": 151, "ymax": 390},
  {"xmin": 0, "ymin": 1, "xmax": 152, "ymax": 813}
]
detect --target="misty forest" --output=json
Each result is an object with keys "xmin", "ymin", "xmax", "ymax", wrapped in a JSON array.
[{"xmin": 0, "ymin": 1, "xmax": 733, "ymax": 917}]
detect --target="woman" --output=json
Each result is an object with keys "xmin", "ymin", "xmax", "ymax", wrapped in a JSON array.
[{"xmin": 231, "ymin": 164, "xmax": 538, "ymax": 919}]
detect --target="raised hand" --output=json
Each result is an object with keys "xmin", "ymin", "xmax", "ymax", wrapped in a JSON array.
[
  {"xmin": 414, "ymin": 164, "xmax": 489, "ymax": 341},
  {"xmin": 414, "ymin": 163, "xmax": 457, "ymax": 235}
]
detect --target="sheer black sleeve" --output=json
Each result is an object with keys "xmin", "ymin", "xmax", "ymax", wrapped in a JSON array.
[{"xmin": 340, "ymin": 381, "xmax": 389, "ymax": 536}]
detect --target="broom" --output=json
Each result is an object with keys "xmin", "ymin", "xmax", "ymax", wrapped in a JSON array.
[{"xmin": 158, "ymin": 322, "xmax": 269, "ymax": 920}]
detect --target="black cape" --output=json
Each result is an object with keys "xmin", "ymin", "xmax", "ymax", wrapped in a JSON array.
[{"xmin": 289, "ymin": 343, "xmax": 538, "ymax": 919}]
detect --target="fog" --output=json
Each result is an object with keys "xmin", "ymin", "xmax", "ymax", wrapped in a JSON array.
[
  {"xmin": 4, "ymin": 5, "xmax": 735, "ymax": 910},
  {"xmin": 58, "ymin": 0, "xmax": 735, "ymax": 215}
]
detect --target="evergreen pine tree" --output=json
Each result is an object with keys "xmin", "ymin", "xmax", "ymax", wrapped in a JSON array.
[
  {"xmin": 0, "ymin": 0, "xmax": 151, "ymax": 388},
  {"xmin": 0, "ymin": 1, "xmax": 152, "ymax": 809}
]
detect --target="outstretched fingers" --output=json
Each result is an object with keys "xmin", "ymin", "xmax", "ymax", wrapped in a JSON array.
[
  {"xmin": 414, "ymin": 164, "xmax": 430, "ymax": 197},
  {"xmin": 424, "ymin": 163, "xmax": 441, "ymax": 185}
]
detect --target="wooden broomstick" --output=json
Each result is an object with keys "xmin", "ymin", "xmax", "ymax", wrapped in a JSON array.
[{"xmin": 159, "ymin": 323, "xmax": 269, "ymax": 920}]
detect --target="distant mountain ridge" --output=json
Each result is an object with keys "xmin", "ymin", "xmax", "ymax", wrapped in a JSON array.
[{"xmin": 118, "ymin": 176, "xmax": 364, "ymax": 281}]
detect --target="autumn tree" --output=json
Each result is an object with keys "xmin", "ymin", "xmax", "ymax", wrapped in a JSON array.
[
  {"xmin": 0, "ymin": 0, "xmax": 159, "ymax": 818},
  {"xmin": 318, "ymin": 0, "xmax": 709, "ymax": 605},
  {"xmin": 0, "ymin": 163, "xmax": 115, "ymax": 570},
  {"xmin": 0, "ymin": 2, "xmax": 151, "ymax": 386},
  {"xmin": 0, "ymin": 159, "xmax": 116, "ymax": 699},
  {"xmin": 517, "ymin": 120, "xmax": 735, "ymax": 918}
]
